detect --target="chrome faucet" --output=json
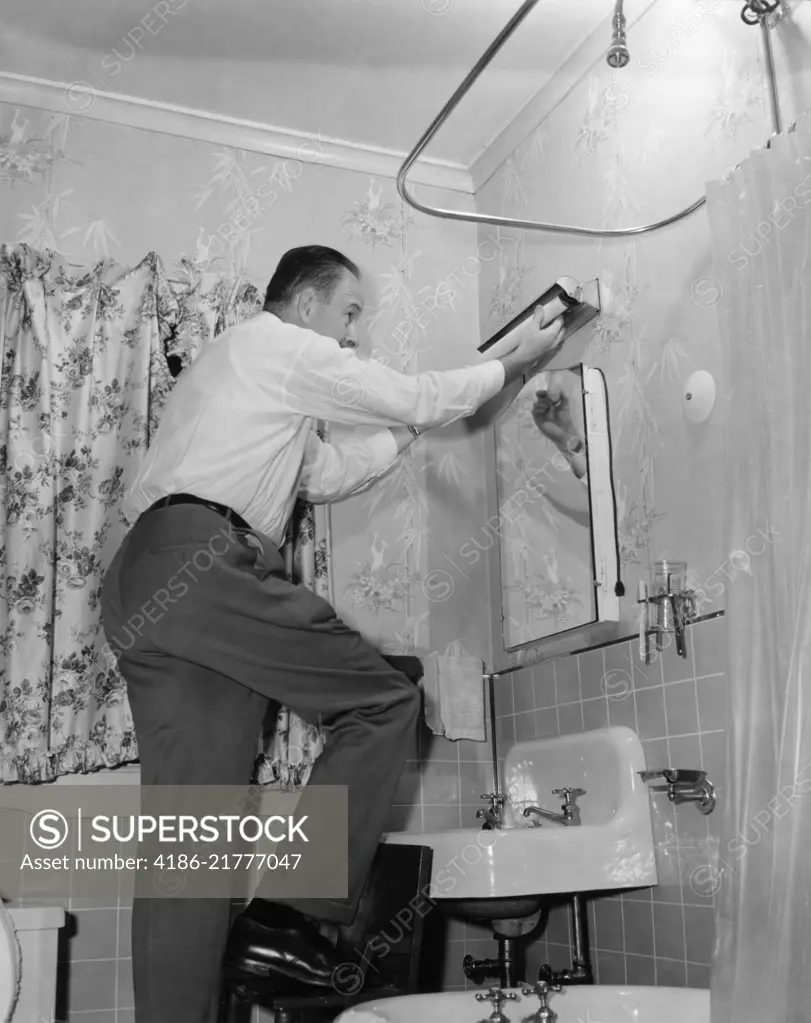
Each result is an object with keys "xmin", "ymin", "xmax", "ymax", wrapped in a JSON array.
[
  {"xmin": 477, "ymin": 791, "xmax": 506, "ymax": 830},
  {"xmin": 523, "ymin": 787, "xmax": 584, "ymax": 827},
  {"xmin": 474, "ymin": 987, "xmax": 518, "ymax": 1023},
  {"xmin": 522, "ymin": 981, "xmax": 563, "ymax": 1023}
]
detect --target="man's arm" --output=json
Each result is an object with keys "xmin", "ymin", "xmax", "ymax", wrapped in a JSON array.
[
  {"xmin": 272, "ymin": 310, "xmax": 566, "ymax": 432},
  {"xmin": 298, "ymin": 426, "xmax": 411, "ymax": 503}
]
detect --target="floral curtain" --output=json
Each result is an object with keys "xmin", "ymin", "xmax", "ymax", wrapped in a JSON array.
[{"xmin": 0, "ymin": 242, "xmax": 325, "ymax": 787}]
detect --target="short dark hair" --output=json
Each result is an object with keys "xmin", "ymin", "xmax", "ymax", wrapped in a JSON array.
[{"xmin": 263, "ymin": 246, "xmax": 359, "ymax": 311}]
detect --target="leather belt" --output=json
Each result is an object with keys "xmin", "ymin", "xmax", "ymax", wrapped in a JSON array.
[{"xmin": 145, "ymin": 493, "xmax": 252, "ymax": 531}]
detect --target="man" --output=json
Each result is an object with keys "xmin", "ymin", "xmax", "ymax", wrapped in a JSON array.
[{"xmin": 101, "ymin": 245, "xmax": 567, "ymax": 1023}]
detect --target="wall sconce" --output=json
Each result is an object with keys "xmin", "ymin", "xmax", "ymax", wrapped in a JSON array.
[{"xmin": 637, "ymin": 560, "xmax": 697, "ymax": 662}]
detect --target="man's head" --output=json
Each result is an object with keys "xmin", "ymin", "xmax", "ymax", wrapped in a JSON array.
[{"xmin": 263, "ymin": 245, "xmax": 363, "ymax": 348}]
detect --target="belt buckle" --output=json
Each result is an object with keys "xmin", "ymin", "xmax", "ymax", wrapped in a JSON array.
[{"xmin": 197, "ymin": 498, "xmax": 228, "ymax": 521}]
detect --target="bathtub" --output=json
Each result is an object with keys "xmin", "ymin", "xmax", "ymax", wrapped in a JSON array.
[{"xmin": 334, "ymin": 985, "xmax": 709, "ymax": 1023}]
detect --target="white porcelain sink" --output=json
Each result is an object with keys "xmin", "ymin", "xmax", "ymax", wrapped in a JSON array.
[
  {"xmin": 335, "ymin": 985, "xmax": 709, "ymax": 1023},
  {"xmin": 384, "ymin": 726, "xmax": 656, "ymax": 903}
]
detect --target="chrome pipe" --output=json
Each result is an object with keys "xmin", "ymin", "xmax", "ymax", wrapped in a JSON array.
[
  {"xmin": 396, "ymin": 0, "xmax": 539, "ymax": 213},
  {"xmin": 761, "ymin": 14, "xmax": 782, "ymax": 136},
  {"xmin": 538, "ymin": 894, "xmax": 593, "ymax": 985},
  {"xmin": 487, "ymin": 662, "xmax": 529, "ymax": 680},
  {"xmin": 606, "ymin": 0, "xmax": 630, "ymax": 69},
  {"xmin": 568, "ymin": 894, "xmax": 592, "ymax": 982},
  {"xmin": 486, "ymin": 674, "xmax": 501, "ymax": 797},
  {"xmin": 500, "ymin": 936, "xmax": 518, "ymax": 989},
  {"xmin": 396, "ymin": 0, "xmax": 708, "ymax": 237}
]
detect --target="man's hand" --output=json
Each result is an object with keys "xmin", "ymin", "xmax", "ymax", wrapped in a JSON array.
[
  {"xmin": 521, "ymin": 300, "xmax": 564, "ymax": 353},
  {"xmin": 499, "ymin": 307, "xmax": 565, "ymax": 385},
  {"xmin": 532, "ymin": 385, "xmax": 587, "ymax": 480},
  {"xmin": 532, "ymin": 386, "xmax": 577, "ymax": 445},
  {"xmin": 521, "ymin": 304, "xmax": 567, "ymax": 366}
]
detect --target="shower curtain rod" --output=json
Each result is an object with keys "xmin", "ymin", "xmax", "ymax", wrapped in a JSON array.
[{"xmin": 396, "ymin": 0, "xmax": 784, "ymax": 238}]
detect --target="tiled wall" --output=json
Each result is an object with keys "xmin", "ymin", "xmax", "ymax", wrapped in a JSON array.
[
  {"xmin": 386, "ymin": 614, "xmax": 727, "ymax": 992},
  {"xmin": 4, "ymin": 775, "xmax": 155, "ymax": 1023},
  {"xmin": 57, "ymin": 895, "xmax": 135, "ymax": 1023},
  {"xmin": 5, "ymin": 768, "xmax": 140, "ymax": 1021},
  {"xmin": 6, "ymin": 890, "xmax": 134, "ymax": 1023},
  {"xmin": 9, "ymin": 603, "xmax": 727, "ymax": 1020}
]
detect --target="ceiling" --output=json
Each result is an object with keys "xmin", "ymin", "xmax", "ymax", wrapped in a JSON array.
[{"xmin": 0, "ymin": 0, "xmax": 617, "ymax": 166}]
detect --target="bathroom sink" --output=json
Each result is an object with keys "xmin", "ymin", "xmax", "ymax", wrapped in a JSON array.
[
  {"xmin": 384, "ymin": 726, "xmax": 656, "ymax": 912},
  {"xmin": 441, "ymin": 896, "xmax": 544, "ymax": 922}
]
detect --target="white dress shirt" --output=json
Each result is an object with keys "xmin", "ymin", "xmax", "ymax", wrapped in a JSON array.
[{"xmin": 125, "ymin": 312, "xmax": 505, "ymax": 545}]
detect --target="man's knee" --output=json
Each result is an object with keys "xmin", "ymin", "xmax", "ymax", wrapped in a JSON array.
[
  {"xmin": 395, "ymin": 677, "xmax": 422, "ymax": 722},
  {"xmin": 379, "ymin": 664, "xmax": 422, "ymax": 716}
]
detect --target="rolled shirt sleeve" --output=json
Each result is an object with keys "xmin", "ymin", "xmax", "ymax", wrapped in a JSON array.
[{"xmin": 277, "ymin": 327, "xmax": 506, "ymax": 430}]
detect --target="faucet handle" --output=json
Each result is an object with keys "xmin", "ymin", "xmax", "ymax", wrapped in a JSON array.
[
  {"xmin": 475, "ymin": 988, "xmax": 518, "ymax": 1011},
  {"xmin": 522, "ymin": 980, "xmax": 563, "ymax": 1004},
  {"xmin": 481, "ymin": 791, "xmax": 506, "ymax": 806},
  {"xmin": 552, "ymin": 787, "xmax": 585, "ymax": 802}
]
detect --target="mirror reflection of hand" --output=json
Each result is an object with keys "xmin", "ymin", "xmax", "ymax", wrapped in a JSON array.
[{"xmin": 532, "ymin": 386, "xmax": 576, "ymax": 446}]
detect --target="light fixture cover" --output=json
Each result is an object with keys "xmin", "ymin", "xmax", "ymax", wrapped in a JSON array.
[{"xmin": 683, "ymin": 370, "xmax": 715, "ymax": 424}]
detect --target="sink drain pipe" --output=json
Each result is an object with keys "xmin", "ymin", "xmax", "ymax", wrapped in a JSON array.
[
  {"xmin": 462, "ymin": 896, "xmax": 593, "ymax": 988},
  {"xmin": 462, "ymin": 937, "xmax": 519, "ymax": 989},
  {"xmin": 463, "ymin": 909, "xmax": 544, "ymax": 988},
  {"xmin": 500, "ymin": 937, "xmax": 518, "ymax": 988}
]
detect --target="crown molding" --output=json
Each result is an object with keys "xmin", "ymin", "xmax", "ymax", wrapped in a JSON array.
[
  {"xmin": 0, "ymin": 72, "xmax": 474, "ymax": 196},
  {"xmin": 0, "ymin": 2, "xmax": 660, "ymax": 205},
  {"xmin": 469, "ymin": 0, "xmax": 661, "ymax": 193}
]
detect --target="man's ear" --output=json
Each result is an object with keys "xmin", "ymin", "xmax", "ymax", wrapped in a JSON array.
[{"xmin": 296, "ymin": 288, "xmax": 317, "ymax": 323}]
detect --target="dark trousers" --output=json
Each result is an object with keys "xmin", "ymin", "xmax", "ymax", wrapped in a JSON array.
[{"xmin": 100, "ymin": 504, "xmax": 420, "ymax": 1023}]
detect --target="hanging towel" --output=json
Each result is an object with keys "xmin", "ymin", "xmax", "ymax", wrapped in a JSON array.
[{"xmin": 420, "ymin": 653, "xmax": 486, "ymax": 742}]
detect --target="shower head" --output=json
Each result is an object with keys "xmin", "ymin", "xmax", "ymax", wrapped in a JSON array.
[{"xmin": 606, "ymin": 1, "xmax": 630, "ymax": 68}]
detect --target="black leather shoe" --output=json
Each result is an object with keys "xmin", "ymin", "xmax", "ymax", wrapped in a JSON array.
[{"xmin": 225, "ymin": 902, "xmax": 345, "ymax": 989}]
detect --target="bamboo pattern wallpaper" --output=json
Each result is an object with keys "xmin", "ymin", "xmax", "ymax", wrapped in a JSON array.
[
  {"xmin": 0, "ymin": 97, "xmax": 492, "ymax": 692},
  {"xmin": 475, "ymin": 0, "xmax": 779, "ymax": 669},
  {"xmin": 0, "ymin": 0, "xmax": 796, "ymax": 701}
]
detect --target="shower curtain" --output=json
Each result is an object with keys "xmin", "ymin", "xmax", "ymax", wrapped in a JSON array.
[
  {"xmin": 707, "ymin": 121, "xmax": 811, "ymax": 1020},
  {"xmin": 0, "ymin": 242, "xmax": 324, "ymax": 787}
]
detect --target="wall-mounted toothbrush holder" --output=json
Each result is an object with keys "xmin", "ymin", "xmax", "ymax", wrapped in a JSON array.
[
  {"xmin": 637, "ymin": 560, "xmax": 698, "ymax": 662},
  {"xmin": 639, "ymin": 769, "xmax": 716, "ymax": 814}
]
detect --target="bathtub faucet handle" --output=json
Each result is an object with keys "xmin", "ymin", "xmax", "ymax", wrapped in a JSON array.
[
  {"xmin": 476, "ymin": 986, "xmax": 518, "ymax": 1007},
  {"xmin": 521, "ymin": 980, "xmax": 563, "ymax": 1022},
  {"xmin": 475, "ymin": 987, "xmax": 518, "ymax": 1020}
]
